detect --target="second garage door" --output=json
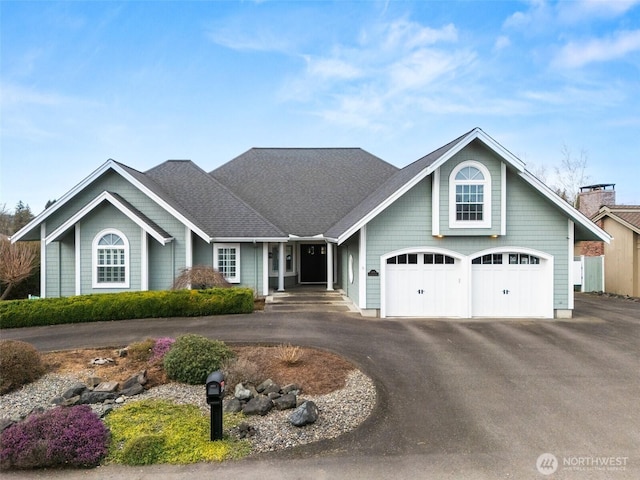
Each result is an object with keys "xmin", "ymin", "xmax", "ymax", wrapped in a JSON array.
[
  {"xmin": 471, "ymin": 252, "xmax": 552, "ymax": 318},
  {"xmin": 385, "ymin": 252, "xmax": 464, "ymax": 317}
]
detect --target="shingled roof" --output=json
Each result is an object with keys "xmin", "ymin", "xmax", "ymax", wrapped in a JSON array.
[
  {"xmin": 210, "ymin": 148, "xmax": 398, "ymax": 237},
  {"xmin": 325, "ymin": 130, "xmax": 471, "ymax": 240},
  {"xmin": 145, "ymin": 160, "xmax": 285, "ymax": 239},
  {"xmin": 592, "ymin": 205, "xmax": 640, "ymax": 234}
]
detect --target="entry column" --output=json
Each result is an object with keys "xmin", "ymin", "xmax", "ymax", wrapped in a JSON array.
[
  {"xmin": 326, "ymin": 241, "xmax": 334, "ymax": 291},
  {"xmin": 278, "ymin": 242, "xmax": 285, "ymax": 291}
]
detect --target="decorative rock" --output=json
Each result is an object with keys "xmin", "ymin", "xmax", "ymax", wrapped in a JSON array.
[
  {"xmin": 256, "ymin": 379, "xmax": 275, "ymax": 393},
  {"xmin": 94, "ymin": 381, "xmax": 119, "ymax": 393},
  {"xmin": 79, "ymin": 391, "xmax": 118, "ymax": 404},
  {"xmin": 242, "ymin": 395, "xmax": 273, "ymax": 416},
  {"xmin": 273, "ymin": 393, "xmax": 297, "ymax": 411},
  {"xmin": 86, "ymin": 377, "xmax": 104, "ymax": 388},
  {"xmin": 121, "ymin": 383, "xmax": 144, "ymax": 397},
  {"xmin": 234, "ymin": 383, "xmax": 252, "ymax": 401},
  {"xmin": 61, "ymin": 384, "xmax": 87, "ymax": 399},
  {"xmin": 267, "ymin": 392, "xmax": 281, "ymax": 400},
  {"xmin": 0, "ymin": 418, "xmax": 15, "ymax": 432},
  {"xmin": 223, "ymin": 397, "xmax": 242, "ymax": 413},
  {"xmin": 90, "ymin": 357, "xmax": 115, "ymax": 366},
  {"xmin": 116, "ymin": 348, "xmax": 128, "ymax": 357},
  {"xmin": 115, "ymin": 396, "xmax": 125, "ymax": 404},
  {"xmin": 237, "ymin": 422, "xmax": 257, "ymax": 438},
  {"xmin": 122, "ymin": 370, "xmax": 147, "ymax": 389},
  {"xmin": 289, "ymin": 400, "xmax": 319, "ymax": 426},
  {"xmin": 282, "ymin": 383, "xmax": 302, "ymax": 395},
  {"xmin": 262, "ymin": 383, "xmax": 281, "ymax": 395}
]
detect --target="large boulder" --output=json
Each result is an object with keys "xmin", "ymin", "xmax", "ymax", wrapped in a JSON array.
[
  {"xmin": 242, "ymin": 395, "xmax": 273, "ymax": 416},
  {"xmin": 289, "ymin": 401, "xmax": 319, "ymax": 426},
  {"xmin": 272, "ymin": 393, "xmax": 297, "ymax": 411}
]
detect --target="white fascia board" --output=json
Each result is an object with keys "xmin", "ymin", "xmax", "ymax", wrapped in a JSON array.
[
  {"xmin": 11, "ymin": 160, "xmax": 116, "ymax": 243},
  {"xmin": 46, "ymin": 191, "xmax": 174, "ymax": 245},
  {"xmin": 519, "ymin": 170, "xmax": 612, "ymax": 243},
  {"xmin": 336, "ymin": 129, "xmax": 527, "ymax": 245},
  {"xmin": 425, "ymin": 128, "xmax": 525, "ymax": 176},
  {"xmin": 12, "ymin": 159, "xmax": 210, "ymax": 244},
  {"xmin": 210, "ymin": 237, "xmax": 289, "ymax": 243}
]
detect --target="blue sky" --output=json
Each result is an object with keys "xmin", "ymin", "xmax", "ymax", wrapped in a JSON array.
[{"xmin": 1, "ymin": 0, "xmax": 639, "ymax": 215}]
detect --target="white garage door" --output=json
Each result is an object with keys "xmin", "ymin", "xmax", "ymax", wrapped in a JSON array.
[
  {"xmin": 386, "ymin": 253, "xmax": 464, "ymax": 317},
  {"xmin": 471, "ymin": 252, "xmax": 551, "ymax": 318}
]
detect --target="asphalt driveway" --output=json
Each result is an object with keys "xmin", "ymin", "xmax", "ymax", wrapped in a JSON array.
[{"xmin": 2, "ymin": 293, "xmax": 639, "ymax": 479}]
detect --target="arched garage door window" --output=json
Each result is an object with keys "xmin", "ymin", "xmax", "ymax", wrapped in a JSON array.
[
  {"xmin": 471, "ymin": 250, "xmax": 551, "ymax": 318},
  {"xmin": 93, "ymin": 229, "xmax": 129, "ymax": 288}
]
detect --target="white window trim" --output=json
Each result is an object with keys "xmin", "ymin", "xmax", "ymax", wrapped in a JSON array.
[
  {"xmin": 214, "ymin": 243, "xmax": 240, "ymax": 283},
  {"xmin": 92, "ymin": 228, "xmax": 130, "ymax": 289},
  {"xmin": 449, "ymin": 160, "xmax": 492, "ymax": 229}
]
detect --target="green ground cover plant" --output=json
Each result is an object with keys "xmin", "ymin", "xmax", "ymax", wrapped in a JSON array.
[{"xmin": 104, "ymin": 400, "xmax": 251, "ymax": 465}]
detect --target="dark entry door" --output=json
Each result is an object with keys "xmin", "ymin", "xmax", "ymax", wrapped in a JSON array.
[{"xmin": 300, "ymin": 244, "xmax": 327, "ymax": 283}]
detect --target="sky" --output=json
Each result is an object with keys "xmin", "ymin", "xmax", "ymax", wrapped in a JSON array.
[{"xmin": 1, "ymin": 0, "xmax": 639, "ymax": 216}]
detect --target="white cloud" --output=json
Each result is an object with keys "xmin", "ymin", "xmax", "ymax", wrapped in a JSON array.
[
  {"xmin": 303, "ymin": 56, "xmax": 362, "ymax": 80},
  {"xmin": 557, "ymin": 0, "xmax": 640, "ymax": 22},
  {"xmin": 494, "ymin": 35, "xmax": 511, "ymax": 50},
  {"xmin": 553, "ymin": 29, "xmax": 640, "ymax": 68}
]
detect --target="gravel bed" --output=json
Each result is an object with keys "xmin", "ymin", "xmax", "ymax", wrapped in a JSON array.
[{"xmin": 0, "ymin": 370, "xmax": 376, "ymax": 454}]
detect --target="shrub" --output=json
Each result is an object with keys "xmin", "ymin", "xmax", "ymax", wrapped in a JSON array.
[
  {"xmin": 120, "ymin": 434, "xmax": 166, "ymax": 465},
  {"xmin": 105, "ymin": 400, "xmax": 250, "ymax": 464},
  {"xmin": 0, "ymin": 405, "xmax": 108, "ymax": 469},
  {"xmin": 172, "ymin": 266, "xmax": 231, "ymax": 290},
  {"xmin": 221, "ymin": 357, "xmax": 265, "ymax": 393},
  {"xmin": 274, "ymin": 343, "xmax": 303, "ymax": 366},
  {"xmin": 163, "ymin": 335, "xmax": 235, "ymax": 385},
  {"xmin": 0, "ymin": 340, "xmax": 45, "ymax": 395},
  {"xmin": 0, "ymin": 288, "xmax": 255, "ymax": 329},
  {"xmin": 127, "ymin": 338, "xmax": 155, "ymax": 363},
  {"xmin": 150, "ymin": 337, "xmax": 176, "ymax": 364}
]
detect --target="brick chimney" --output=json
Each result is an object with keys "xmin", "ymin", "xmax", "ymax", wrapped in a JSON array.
[
  {"xmin": 577, "ymin": 184, "xmax": 616, "ymax": 218},
  {"xmin": 575, "ymin": 184, "xmax": 615, "ymax": 257}
]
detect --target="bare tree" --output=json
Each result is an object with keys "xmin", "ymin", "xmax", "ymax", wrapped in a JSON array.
[
  {"xmin": 553, "ymin": 144, "xmax": 590, "ymax": 206},
  {"xmin": 0, "ymin": 238, "xmax": 39, "ymax": 300}
]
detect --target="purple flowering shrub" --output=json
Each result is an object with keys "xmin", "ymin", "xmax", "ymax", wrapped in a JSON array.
[
  {"xmin": 0, "ymin": 406, "xmax": 108, "ymax": 470},
  {"xmin": 151, "ymin": 337, "xmax": 175, "ymax": 364}
]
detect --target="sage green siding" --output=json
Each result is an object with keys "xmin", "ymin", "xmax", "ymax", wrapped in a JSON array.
[
  {"xmin": 363, "ymin": 169, "xmax": 570, "ymax": 312},
  {"xmin": 439, "ymin": 141, "xmax": 503, "ymax": 236},
  {"xmin": 45, "ymin": 242, "xmax": 60, "ymax": 298},
  {"xmin": 80, "ymin": 203, "xmax": 141, "ymax": 293},
  {"xmin": 239, "ymin": 243, "xmax": 263, "ymax": 294},
  {"xmin": 59, "ymin": 233, "xmax": 75, "ymax": 297},
  {"xmin": 366, "ymin": 179, "xmax": 431, "ymax": 308}
]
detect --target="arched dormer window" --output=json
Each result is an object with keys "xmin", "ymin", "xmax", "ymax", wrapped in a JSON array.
[
  {"xmin": 93, "ymin": 229, "xmax": 129, "ymax": 288},
  {"xmin": 449, "ymin": 161, "xmax": 491, "ymax": 228}
]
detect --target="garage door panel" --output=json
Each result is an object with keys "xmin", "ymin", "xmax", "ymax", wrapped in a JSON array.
[
  {"xmin": 386, "ymin": 253, "xmax": 463, "ymax": 317},
  {"xmin": 471, "ymin": 252, "xmax": 550, "ymax": 318}
]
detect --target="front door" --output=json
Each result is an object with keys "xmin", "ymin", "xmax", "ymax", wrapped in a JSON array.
[{"xmin": 300, "ymin": 244, "xmax": 327, "ymax": 283}]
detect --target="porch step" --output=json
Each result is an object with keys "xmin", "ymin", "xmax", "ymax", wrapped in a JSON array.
[{"xmin": 265, "ymin": 287, "xmax": 358, "ymax": 313}]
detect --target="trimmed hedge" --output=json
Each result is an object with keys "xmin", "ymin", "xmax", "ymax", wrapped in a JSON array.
[{"xmin": 0, "ymin": 288, "xmax": 254, "ymax": 329}]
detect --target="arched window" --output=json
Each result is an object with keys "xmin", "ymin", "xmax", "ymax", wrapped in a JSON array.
[
  {"xmin": 93, "ymin": 229, "xmax": 129, "ymax": 288},
  {"xmin": 449, "ymin": 161, "xmax": 491, "ymax": 228}
]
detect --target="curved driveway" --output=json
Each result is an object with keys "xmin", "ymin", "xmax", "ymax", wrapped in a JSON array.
[{"xmin": 3, "ymin": 294, "xmax": 639, "ymax": 479}]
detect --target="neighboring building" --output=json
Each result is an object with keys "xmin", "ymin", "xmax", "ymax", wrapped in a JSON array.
[
  {"xmin": 11, "ymin": 128, "xmax": 610, "ymax": 318},
  {"xmin": 575, "ymin": 184, "xmax": 616, "ymax": 257},
  {"xmin": 591, "ymin": 205, "xmax": 640, "ymax": 297}
]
